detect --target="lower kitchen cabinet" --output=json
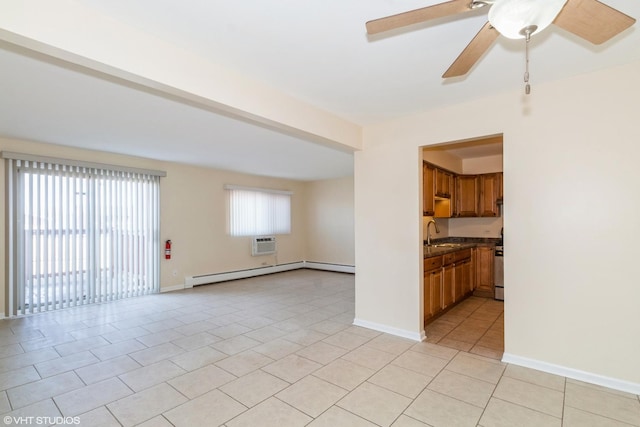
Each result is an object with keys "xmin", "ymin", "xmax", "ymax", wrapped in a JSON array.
[
  {"xmin": 474, "ymin": 245, "xmax": 495, "ymax": 298},
  {"xmin": 442, "ymin": 263, "xmax": 454, "ymax": 309},
  {"xmin": 453, "ymin": 249, "xmax": 472, "ymax": 302},
  {"xmin": 455, "ymin": 258, "xmax": 473, "ymax": 300},
  {"xmin": 424, "ymin": 247, "xmax": 475, "ymax": 324},
  {"xmin": 464, "ymin": 258, "xmax": 475, "ymax": 294},
  {"xmin": 423, "ymin": 256, "xmax": 443, "ymax": 322},
  {"xmin": 424, "ymin": 268, "xmax": 443, "ymax": 320}
]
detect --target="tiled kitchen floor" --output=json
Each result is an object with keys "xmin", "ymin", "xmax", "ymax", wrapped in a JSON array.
[
  {"xmin": 0, "ymin": 270, "xmax": 638, "ymax": 427},
  {"xmin": 425, "ymin": 297, "xmax": 504, "ymax": 360}
]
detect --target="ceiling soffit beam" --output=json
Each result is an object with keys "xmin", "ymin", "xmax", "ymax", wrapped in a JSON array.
[{"xmin": 0, "ymin": 0, "xmax": 362, "ymax": 153}]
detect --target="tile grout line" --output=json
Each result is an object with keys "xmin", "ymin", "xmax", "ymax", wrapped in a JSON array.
[{"xmin": 4, "ymin": 271, "xmax": 635, "ymax": 425}]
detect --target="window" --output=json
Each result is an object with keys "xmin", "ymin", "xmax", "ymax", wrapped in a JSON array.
[
  {"xmin": 3, "ymin": 152, "xmax": 164, "ymax": 315},
  {"xmin": 225, "ymin": 185, "xmax": 292, "ymax": 236}
]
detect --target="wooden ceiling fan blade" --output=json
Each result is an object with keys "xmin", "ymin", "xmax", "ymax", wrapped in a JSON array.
[
  {"xmin": 553, "ymin": 0, "xmax": 636, "ymax": 45},
  {"xmin": 366, "ymin": 0, "xmax": 477, "ymax": 35},
  {"xmin": 443, "ymin": 22, "xmax": 498, "ymax": 78}
]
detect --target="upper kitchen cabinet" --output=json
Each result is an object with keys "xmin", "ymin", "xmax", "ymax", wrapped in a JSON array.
[
  {"xmin": 422, "ymin": 160, "xmax": 501, "ymax": 218},
  {"xmin": 455, "ymin": 175, "xmax": 479, "ymax": 217},
  {"xmin": 423, "ymin": 136, "xmax": 502, "ymax": 217},
  {"xmin": 423, "ymin": 162, "xmax": 435, "ymax": 216},
  {"xmin": 479, "ymin": 173, "xmax": 500, "ymax": 217},
  {"xmin": 435, "ymin": 168, "xmax": 453, "ymax": 198},
  {"xmin": 423, "ymin": 161, "xmax": 454, "ymax": 218}
]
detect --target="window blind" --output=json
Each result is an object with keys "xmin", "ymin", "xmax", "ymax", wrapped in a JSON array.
[
  {"xmin": 225, "ymin": 185, "xmax": 292, "ymax": 236},
  {"xmin": 5, "ymin": 156, "xmax": 161, "ymax": 315}
]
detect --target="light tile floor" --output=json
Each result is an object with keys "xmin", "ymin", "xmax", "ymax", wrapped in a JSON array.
[
  {"xmin": 425, "ymin": 297, "xmax": 505, "ymax": 360},
  {"xmin": 0, "ymin": 270, "xmax": 638, "ymax": 427}
]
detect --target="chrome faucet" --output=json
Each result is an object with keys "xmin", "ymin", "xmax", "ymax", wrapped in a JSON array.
[{"xmin": 426, "ymin": 219, "xmax": 440, "ymax": 246}]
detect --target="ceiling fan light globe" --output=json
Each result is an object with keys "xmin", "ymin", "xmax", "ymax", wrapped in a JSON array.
[{"xmin": 488, "ymin": 0, "xmax": 567, "ymax": 39}]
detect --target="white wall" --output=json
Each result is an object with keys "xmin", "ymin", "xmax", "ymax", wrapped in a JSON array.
[
  {"xmin": 0, "ymin": 137, "xmax": 354, "ymax": 314},
  {"xmin": 305, "ymin": 176, "xmax": 355, "ymax": 266},
  {"xmin": 355, "ymin": 60, "xmax": 640, "ymax": 388},
  {"xmin": 158, "ymin": 161, "xmax": 308, "ymax": 281},
  {"xmin": 0, "ymin": 1, "xmax": 362, "ymax": 152}
]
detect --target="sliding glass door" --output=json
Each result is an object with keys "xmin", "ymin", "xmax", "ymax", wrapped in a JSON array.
[{"xmin": 5, "ymin": 155, "xmax": 161, "ymax": 315}]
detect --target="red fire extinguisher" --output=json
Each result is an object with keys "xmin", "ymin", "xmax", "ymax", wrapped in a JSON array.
[{"xmin": 165, "ymin": 240, "xmax": 172, "ymax": 260}]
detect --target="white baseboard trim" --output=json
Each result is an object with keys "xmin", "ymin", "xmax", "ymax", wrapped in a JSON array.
[
  {"xmin": 303, "ymin": 262, "xmax": 355, "ymax": 274},
  {"xmin": 183, "ymin": 260, "xmax": 354, "ymax": 288},
  {"xmin": 353, "ymin": 318, "xmax": 424, "ymax": 342},
  {"xmin": 160, "ymin": 284, "xmax": 186, "ymax": 293},
  {"xmin": 502, "ymin": 353, "xmax": 640, "ymax": 395},
  {"xmin": 185, "ymin": 262, "xmax": 305, "ymax": 287}
]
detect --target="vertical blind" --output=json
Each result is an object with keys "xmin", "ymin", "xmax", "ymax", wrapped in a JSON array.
[
  {"xmin": 225, "ymin": 185, "xmax": 292, "ymax": 236},
  {"xmin": 4, "ymin": 154, "xmax": 162, "ymax": 315}
]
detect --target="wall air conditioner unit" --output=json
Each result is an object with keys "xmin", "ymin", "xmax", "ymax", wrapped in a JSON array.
[{"xmin": 252, "ymin": 236, "xmax": 276, "ymax": 256}]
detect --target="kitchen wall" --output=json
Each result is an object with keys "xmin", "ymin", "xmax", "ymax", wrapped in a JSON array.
[
  {"xmin": 423, "ymin": 217, "xmax": 502, "ymax": 240},
  {"xmin": 423, "ymin": 216, "xmax": 450, "ymax": 242},
  {"xmin": 1, "ymin": 136, "xmax": 354, "ymax": 315},
  {"xmin": 355, "ymin": 60, "xmax": 640, "ymax": 390},
  {"xmin": 447, "ymin": 217, "xmax": 502, "ymax": 238}
]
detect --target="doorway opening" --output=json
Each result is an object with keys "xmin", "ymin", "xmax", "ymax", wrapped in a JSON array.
[{"xmin": 420, "ymin": 134, "xmax": 504, "ymax": 359}]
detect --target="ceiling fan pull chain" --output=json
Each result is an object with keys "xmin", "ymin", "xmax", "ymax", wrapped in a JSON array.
[{"xmin": 524, "ymin": 28, "xmax": 532, "ymax": 95}]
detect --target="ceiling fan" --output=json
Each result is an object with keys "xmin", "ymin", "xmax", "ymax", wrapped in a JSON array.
[{"xmin": 366, "ymin": 0, "xmax": 635, "ymax": 87}]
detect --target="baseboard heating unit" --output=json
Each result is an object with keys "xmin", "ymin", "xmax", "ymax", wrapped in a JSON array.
[{"xmin": 183, "ymin": 261, "xmax": 355, "ymax": 288}]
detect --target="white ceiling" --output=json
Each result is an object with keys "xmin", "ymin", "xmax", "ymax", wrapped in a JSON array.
[
  {"xmin": 1, "ymin": 0, "xmax": 639, "ymax": 180},
  {"xmin": 0, "ymin": 44, "xmax": 354, "ymax": 181}
]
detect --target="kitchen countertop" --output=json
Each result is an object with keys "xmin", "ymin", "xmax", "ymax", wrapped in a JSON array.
[
  {"xmin": 423, "ymin": 237, "xmax": 500, "ymax": 258},
  {"xmin": 424, "ymin": 243, "xmax": 476, "ymax": 258}
]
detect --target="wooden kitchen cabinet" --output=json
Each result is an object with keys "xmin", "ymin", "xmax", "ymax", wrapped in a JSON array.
[
  {"xmin": 479, "ymin": 173, "xmax": 500, "ymax": 217},
  {"xmin": 423, "ymin": 160, "xmax": 502, "ymax": 218},
  {"xmin": 424, "ymin": 247, "xmax": 477, "ymax": 324},
  {"xmin": 424, "ymin": 268, "xmax": 443, "ymax": 320},
  {"xmin": 442, "ymin": 263, "xmax": 454, "ymax": 309},
  {"xmin": 474, "ymin": 246, "xmax": 495, "ymax": 298},
  {"xmin": 423, "ymin": 256, "xmax": 443, "ymax": 322},
  {"xmin": 435, "ymin": 168, "xmax": 453, "ymax": 198},
  {"xmin": 462, "ymin": 258, "xmax": 474, "ymax": 294},
  {"xmin": 453, "ymin": 262, "xmax": 464, "ymax": 303},
  {"xmin": 423, "ymin": 162, "xmax": 435, "ymax": 216},
  {"xmin": 453, "ymin": 249, "xmax": 472, "ymax": 302},
  {"xmin": 455, "ymin": 175, "xmax": 479, "ymax": 217}
]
